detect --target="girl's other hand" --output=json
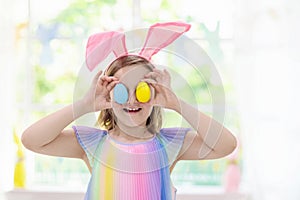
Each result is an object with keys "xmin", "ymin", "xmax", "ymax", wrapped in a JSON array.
[
  {"xmin": 82, "ymin": 70, "xmax": 119, "ymax": 113},
  {"xmin": 144, "ymin": 69, "xmax": 180, "ymax": 111}
]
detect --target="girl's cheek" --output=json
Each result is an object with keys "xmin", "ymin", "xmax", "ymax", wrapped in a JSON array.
[{"xmin": 112, "ymin": 101, "xmax": 122, "ymax": 109}]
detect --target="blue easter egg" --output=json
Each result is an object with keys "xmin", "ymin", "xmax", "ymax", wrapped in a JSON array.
[{"xmin": 113, "ymin": 83, "xmax": 128, "ymax": 104}]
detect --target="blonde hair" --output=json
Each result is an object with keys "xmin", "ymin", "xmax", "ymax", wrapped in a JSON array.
[{"xmin": 96, "ymin": 55, "xmax": 162, "ymax": 134}]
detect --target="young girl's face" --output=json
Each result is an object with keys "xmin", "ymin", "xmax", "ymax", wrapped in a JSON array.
[{"xmin": 110, "ymin": 64, "xmax": 154, "ymax": 128}]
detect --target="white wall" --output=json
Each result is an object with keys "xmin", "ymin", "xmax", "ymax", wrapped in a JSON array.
[{"xmin": 234, "ymin": 0, "xmax": 300, "ymax": 199}]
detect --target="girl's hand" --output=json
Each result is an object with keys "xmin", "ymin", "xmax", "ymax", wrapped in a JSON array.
[
  {"xmin": 144, "ymin": 69, "xmax": 180, "ymax": 111},
  {"xmin": 82, "ymin": 70, "xmax": 119, "ymax": 113}
]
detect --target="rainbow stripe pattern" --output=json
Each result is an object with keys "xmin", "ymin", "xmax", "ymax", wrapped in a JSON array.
[{"xmin": 73, "ymin": 126, "xmax": 190, "ymax": 200}]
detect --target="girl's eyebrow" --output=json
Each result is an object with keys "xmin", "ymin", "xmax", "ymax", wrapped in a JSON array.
[{"xmin": 117, "ymin": 81, "xmax": 143, "ymax": 89}]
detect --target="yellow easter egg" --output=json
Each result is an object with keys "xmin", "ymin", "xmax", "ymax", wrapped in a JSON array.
[{"xmin": 136, "ymin": 81, "xmax": 151, "ymax": 103}]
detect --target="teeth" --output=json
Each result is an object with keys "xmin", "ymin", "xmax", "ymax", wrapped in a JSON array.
[{"xmin": 124, "ymin": 108, "xmax": 140, "ymax": 112}]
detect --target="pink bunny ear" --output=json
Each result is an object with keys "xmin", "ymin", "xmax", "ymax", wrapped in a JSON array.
[
  {"xmin": 139, "ymin": 22, "xmax": 191, "ymax": 60},
  {"xmin": 86, "ymin": 31, "xmax": 127, "ymax": 71}
]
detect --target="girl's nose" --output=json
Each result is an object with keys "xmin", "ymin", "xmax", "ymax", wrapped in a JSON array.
[{"xmin": 127, "ymin": 91, "xmax": 137, "ymax": 105}]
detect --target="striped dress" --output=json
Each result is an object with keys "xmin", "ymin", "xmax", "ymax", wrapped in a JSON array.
[{"xmin": 73, "ymin": 126, "xmax": 189, "ymax": 200}]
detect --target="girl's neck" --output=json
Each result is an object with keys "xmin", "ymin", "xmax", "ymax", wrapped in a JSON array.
[{"xmin": 111, "ymin": 123, "xmax": 154, "ymax": 142}]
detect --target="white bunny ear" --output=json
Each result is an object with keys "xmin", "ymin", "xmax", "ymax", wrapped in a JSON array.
[
  {"xmin": 85, "ymin": 31, "xmax": 127, "ymax": 71},
  {"xmin": 139, "ymin": 22, "xmax": 191, "ymax": 60}
]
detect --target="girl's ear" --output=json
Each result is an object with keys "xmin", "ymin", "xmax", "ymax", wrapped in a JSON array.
[{"xmin": 139, "ymin": 22, "xmax": 191, "ymax": 60}]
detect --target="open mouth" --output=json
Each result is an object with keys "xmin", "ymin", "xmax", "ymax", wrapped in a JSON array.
[{"xmin": 123, "ymin": 107, "xmax": 142, "ymax": 113}]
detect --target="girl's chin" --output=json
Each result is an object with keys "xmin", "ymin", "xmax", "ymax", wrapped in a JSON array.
[
  {"xmin": 117, "ymin": 118, "xmax": 147, "ymax": 128},
  {"xmin": 114, "ymin": 109, "xmax": 151, "ymax": 127}
]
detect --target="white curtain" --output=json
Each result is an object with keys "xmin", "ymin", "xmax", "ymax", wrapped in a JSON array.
[
  {"xmin": 234, "ymin": 0, "xmax": 300, "ymax": 199},
  {"xmin": 0, "ymin": 0, "xmax": 17, "ymax": 192}
]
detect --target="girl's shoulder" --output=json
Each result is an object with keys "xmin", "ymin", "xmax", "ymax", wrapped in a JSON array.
[
  {"xmin": 72, "ymin": 125, "xmax": 108, "ymax": 167},
  {"xmin": 72, "ymin": 125, "xmax": 107, "ymax": 149},
  {"xmin": 72, "ymin": 125, "xmax": 108, "ymax": 144},
  {"xmin": 72, "ymin": 125, "xmax": 107, "ymax": 135},
  {"xmin": 158, "ymin": 127, "xmax": 191, "ymax": 142},
  {"xmin": 157, "ymin": 127, "xmax": 191, "ymax": 165}
]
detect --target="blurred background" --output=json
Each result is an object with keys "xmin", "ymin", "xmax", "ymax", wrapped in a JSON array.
[{"xmin": 0, "ymin": 0, "xmax": 299, "ymax": 199}]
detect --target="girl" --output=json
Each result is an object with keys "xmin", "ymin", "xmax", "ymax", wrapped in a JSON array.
[{"xmin": 22, "ymin": 23, "xmax": 237, "ymax": 200}]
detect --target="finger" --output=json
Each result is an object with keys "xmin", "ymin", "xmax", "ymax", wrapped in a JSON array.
[
  {"xmin": 154, "ymin": 69, "xmax": 170, "ymax": 82},
  {"xmin": 144, "ymin": 71, "xmax": 162, "ymax": 80},
  {"xmin": 106, "ymin": 80, "xmax": 120, "ymax": 91},
  {"xmin": 153, "ymin": 68, "xmax": 164, "ymax": 74},
  {"xmin": 100, "ymin": 76, "xmax": 118, "ymax": 87},
  {"xmin": 103, "ymin": 80, "xmax": 108, "ymax": 87},
  {"xmin": 153, "ymin": 70, "xmax": 164, "ymax": 79},
  {"xmin": 144, "ymin": 72, "xmax": 154, "ymax": 78},
  {"xmin": 103, "ymin": 76, "xmax": 118, "ymax": 82},
  {"xmin": 148, "ymin": 81, "xmax": 162, "ymax": 93},
  {"xmin": 99, "ymin": 76, "xmax": 108, "ymax": 87},
  {"xmin": 141, "ymin": 78, "xmax": 157, "ymax": 85},
  {"xmin": 163, "ymin": 69, "xmax": 171, "ymax": 79},
  {"xmin": 93, "ymin": 70, "xmax": 103, "ymax": 84},
  {"xmin": 152, "ymin": 81, "xmax": 172, "ymax": 95}
]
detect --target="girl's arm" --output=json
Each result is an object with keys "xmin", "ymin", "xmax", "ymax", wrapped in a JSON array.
[
  {"xmin": 145, "ymin": 68, "xmax": 237, "ymax": 160},
  {"xmin": 172, "ymin": 99, "xmax": 237, "ymax": 160},
  {"xmin": 21, "ymin": 71, "xmax": 118, "ymax": 161},
  {"xmin": 21, "ymin": 101, "xmax": 88, "ymax": 159}
]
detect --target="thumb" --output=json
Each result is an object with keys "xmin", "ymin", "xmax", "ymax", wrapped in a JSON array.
[{"xmin": 92, "ymin": 70, "xmax": 103, "ymax": 85}]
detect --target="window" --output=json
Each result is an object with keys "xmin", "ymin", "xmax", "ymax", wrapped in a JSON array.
[{"xmin": 16, "ymin": 0, "xmax": 241, "ymax": 191}]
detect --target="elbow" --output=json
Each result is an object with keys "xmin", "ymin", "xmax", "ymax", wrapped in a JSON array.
[
  {"xmin": 21, "ymin": 129, "xmax": 36, "ymax": 151},
  {"xmin": 213, "ymin": 131, "xmax": 238, "ymax": 158},
  {"xmin": 223, "ymin": 134, "xmax": 238, "ymax": 157},
  {"xmin": 21, "ymin": 130, "xmax": 31, "ymax": 150}
]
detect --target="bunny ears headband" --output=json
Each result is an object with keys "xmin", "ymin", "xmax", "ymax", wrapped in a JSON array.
[{"xmin": 85, "ymin": 22, "xmax": 191, "ymax": 71}]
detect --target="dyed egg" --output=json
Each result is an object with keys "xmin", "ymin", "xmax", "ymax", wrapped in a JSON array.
[
  {"xmin": 136, "ymin": 81, "xmax": 151, "ymax": 103},
  {"xmin": 113, "ymin": 83, "xmax": 128, "ymax": 104}
]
